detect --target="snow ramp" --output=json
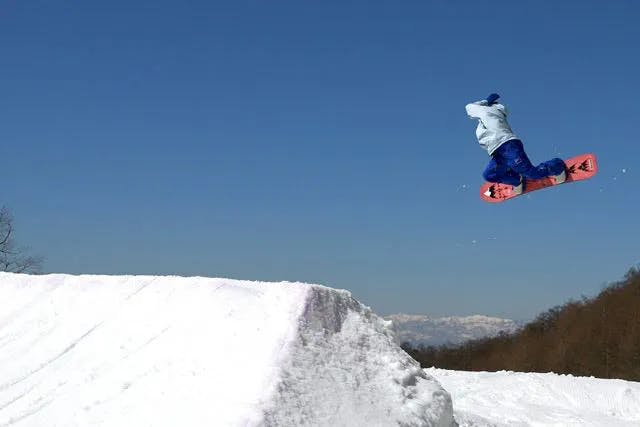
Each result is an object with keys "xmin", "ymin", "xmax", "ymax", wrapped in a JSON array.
[{"xmin": 0, "ymin": 273, "xmax": 453, "ymax": 427}]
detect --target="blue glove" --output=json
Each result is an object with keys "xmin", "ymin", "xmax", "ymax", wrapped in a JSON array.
[{"xmin": 486, "ymin": 93, "xmax": 500, "ymax": 105}]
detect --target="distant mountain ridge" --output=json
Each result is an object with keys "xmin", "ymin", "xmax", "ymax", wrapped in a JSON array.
[{"xmin": 387, "ymin": 313, "xmax": 520, "ymax": 347}]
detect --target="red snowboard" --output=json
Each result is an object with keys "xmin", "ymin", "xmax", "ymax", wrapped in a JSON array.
[{"xmin": 480, "ymin": 153, "xmax": 598, "ymax": 203}]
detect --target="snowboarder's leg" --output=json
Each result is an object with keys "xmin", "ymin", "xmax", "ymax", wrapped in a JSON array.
[
  {"xmin": 520, "ymin": 158, "xmax": 566, "ymax": 181},
  {"xmin": 499, "ymin": 140, "xmax": 565, "ymax": 181},
  {"xmin": 483, "ymin": 157, "xmax": 521, "ymax": 186}
]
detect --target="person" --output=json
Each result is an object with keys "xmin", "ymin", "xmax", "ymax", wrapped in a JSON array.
[{"xmin": 465, "ymin": 93, "xmax": 566, "ymax": 195}]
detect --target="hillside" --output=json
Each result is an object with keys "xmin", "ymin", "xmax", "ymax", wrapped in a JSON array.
[
  {"xmin": 387, "ymin": 314, "xmax": 519, "ymax": 347},
  {"xmin": 408, "ymin": 268, "xmax": 640, "ymax": 381},
  {"xmin": 0, "ymin": 273, "xmax": 454, "ymax": 427}
]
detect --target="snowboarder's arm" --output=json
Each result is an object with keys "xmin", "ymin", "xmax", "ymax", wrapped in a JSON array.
[
  {"xmin": 466, "ymin": 93, "xmax": 501, "ymax": 119},
  {"xmin": 465, "ymin": 100, "xmax": 489, "ymax": 120}
]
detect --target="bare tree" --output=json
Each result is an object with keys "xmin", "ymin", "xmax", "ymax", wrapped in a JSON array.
[{"xmin": 0, "ymin": 207, "xmax": 43, "ymax": 273}]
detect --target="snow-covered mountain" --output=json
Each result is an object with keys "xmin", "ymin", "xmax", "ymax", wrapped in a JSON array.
[
  {"xmin": 0, "ymin": 273, "xmax": 454, "ymax": 427},
  {"xmin": 387, "ymin": 313, "xmax": 520, "ymax": 347}
]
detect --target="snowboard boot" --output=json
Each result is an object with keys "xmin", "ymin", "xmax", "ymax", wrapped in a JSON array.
[
  {"xmin": 552, "ymin": 169, "xmax": 567, "ymax": 184},
  {"xmin": 512, "ymin": 176, "xmax": 525, "ymax": 195}
]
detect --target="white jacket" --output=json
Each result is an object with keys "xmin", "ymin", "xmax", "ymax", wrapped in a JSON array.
[{"xmin": 465, "ymin": 100, "xmax": 518, "ymax": 155}]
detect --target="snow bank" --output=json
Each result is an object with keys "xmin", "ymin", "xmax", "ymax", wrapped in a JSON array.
[
  {"xmin": 0, "ymin": 273, "xmax": 453, "ymax": 426},
  {"xmin": 427, "ymin": 367, "xmax": 640, "ymax": 426},
  {"xmin": 265, "ymin": 286, "xmax": 453, "ymax": 426}
]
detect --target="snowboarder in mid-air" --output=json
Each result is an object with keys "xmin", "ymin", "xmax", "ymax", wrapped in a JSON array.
[{"xmin": 466, "ymin": 93, "xmax": 566, "ymax": 196}]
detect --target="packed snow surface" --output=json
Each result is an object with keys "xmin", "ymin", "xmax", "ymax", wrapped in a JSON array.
[
  {"xmin": 387, "ymin": 314, "xmax": 519, "ymax": 347},
  {"xmin": 0, "ymin": 273, "xmax": 453, "ymax": 426},
  {"xmin": 427, "ymin": 367, "xmax": 640, "ymax": 426}
]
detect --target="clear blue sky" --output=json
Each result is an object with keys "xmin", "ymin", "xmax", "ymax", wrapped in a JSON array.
[{"xmin": 2, "ymin": 0, "xmax": 639, "ymax": 320}]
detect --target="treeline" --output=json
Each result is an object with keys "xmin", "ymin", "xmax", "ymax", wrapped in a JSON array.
[{"xmin": 405, "ymin": 268, "xmax": 640, "ymax": 381}]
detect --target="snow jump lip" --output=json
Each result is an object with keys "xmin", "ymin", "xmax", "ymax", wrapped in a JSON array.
[{"xmin": 0, "ymin": 273, "xmax": 454, "ymax": 427}]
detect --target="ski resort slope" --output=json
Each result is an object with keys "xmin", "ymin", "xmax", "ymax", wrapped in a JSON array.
[
  {"xmin": 427, "ymin": 367, "xmax": 640, "ymax": 426},
  {"xmin": 0, "ymin": 273, "xmax": 454, "ymax": 427}
]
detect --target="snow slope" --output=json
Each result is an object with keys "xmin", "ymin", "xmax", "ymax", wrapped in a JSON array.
[
  {"xmin": 427, "ymin": 368, "xmax": 640, "ymax": 426},
  {"xmin": 387, "ymin": 314, "xmax": 519, "ymax": 347},
  {"xmin": 0, "ymin": 273, "xmax": 453, "ymax": 427}
]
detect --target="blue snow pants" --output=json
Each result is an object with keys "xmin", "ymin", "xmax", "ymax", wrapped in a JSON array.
[{"xmin": 482, "ymin": 139, "xmax": 566, "ymax": 186}]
